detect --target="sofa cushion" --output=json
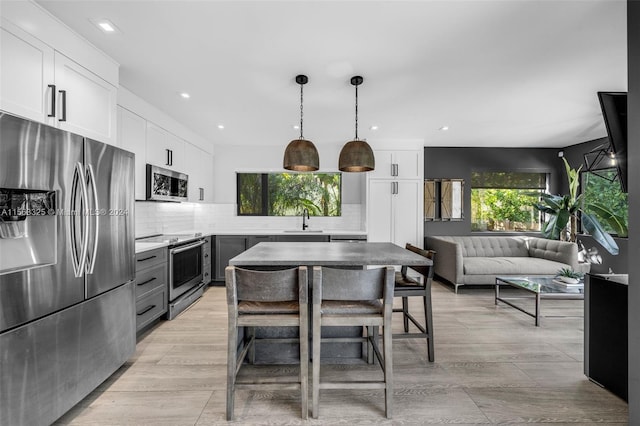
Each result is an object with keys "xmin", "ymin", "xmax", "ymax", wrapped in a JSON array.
[
  {"xmin": 464, "ymin": 256, "xmax": 570, "ymax": 276},
  {"xmin": 455, "ymin": 236, "xmax": 529, "ymax": 258}
]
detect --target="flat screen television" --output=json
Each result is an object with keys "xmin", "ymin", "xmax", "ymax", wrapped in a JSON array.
[{"xmin": 597, "ymin": 92, "xmax": 628, "ymax": 192}]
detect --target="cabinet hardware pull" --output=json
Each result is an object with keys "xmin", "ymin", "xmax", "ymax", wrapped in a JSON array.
[
  {"xmin": 48, "ymin": 85, "xmax": 56, "ymax": 117},
  {"xmin": 170, "ymin": 149, "xmax": 173, "ymax": 166},
  {"xmin": 137, "ymin": 277, "xmax": 157, "ymax": 286},
  {"xmin": 137, "ymin": 255, "xmax": 157, "ymax": 262},
  {"xmin": 204, "ymin": 253, "xmax": 209, "ymax": 258},
  {"xmin": 199, "ymin": 187, "xmax": 204, "ymax": 201},
  {"xmin": 58, "ymin": 90, "xmax": 67, "ymax": 122},
  {"xmin": 137, "ymin": 305, "xmax": 156, "ymax": 316},
  {"xmin": 166, "ymin": 149, "xmax": 171, "ymax": 166}
]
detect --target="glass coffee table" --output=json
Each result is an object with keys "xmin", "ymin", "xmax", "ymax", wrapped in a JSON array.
[{"xmin": 495, "ymin": 276, "xmax": 584, "ymax": 326}]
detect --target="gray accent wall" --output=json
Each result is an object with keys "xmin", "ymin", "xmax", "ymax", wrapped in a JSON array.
[
  {"xmin": 424, "ymin": 147, "xmax": 562, "ymax": 236},
  {"xmin": 628, "ymin": 0, "xmax": 639, "ymax": 422}
]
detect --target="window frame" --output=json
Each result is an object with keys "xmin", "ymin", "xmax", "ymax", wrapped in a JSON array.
[{"xmin": 236, "ymin": 171, "xmax": 343, "ymax": 217}]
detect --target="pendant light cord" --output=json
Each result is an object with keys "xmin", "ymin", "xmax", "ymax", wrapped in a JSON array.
[
  {"xmin": 354, "ymin": 84, "xmax": 359, "ymax": 140},
  {"xmin": 300, "ymin": 83, "xmax": 304, "ymax": 139}
]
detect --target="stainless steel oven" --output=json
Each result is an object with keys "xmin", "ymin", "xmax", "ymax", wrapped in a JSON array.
[{"xmin": 169, "ymin": 238, "xmax": 205, "ymax": 301}]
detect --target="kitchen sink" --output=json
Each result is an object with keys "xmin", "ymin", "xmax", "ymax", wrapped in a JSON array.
[{"xmin": 282, "ymin": 229, "xmax": 324, "ymax": 233}]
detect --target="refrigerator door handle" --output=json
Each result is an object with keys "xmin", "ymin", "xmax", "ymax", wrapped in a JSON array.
[
  {"xmin": 70, "ymin": 162, "xmax": 89, "ymax": 278},
  {"xmin": 86, "ymin": 164, "xmax": 99, "ymax": 274}
]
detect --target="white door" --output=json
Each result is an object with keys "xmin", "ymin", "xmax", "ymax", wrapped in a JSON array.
[
  {"xmin": 394, "ymin": 151, "xmax": 422, "ymax": 180},
  {"xmin": 54, "ymin": 52, "xmax": 117, "ymax": 145},
  {"xmin": 367, "ymin": 180, "xmax": 394, "ymax": 243},
  {"xmin": 394, "ymin": 180, "xmax": 423, "ymax": 247},
  {"xmin": 117, "ymin": 107, "xmax": 147, "ymax": 200},
  {"xmin": 0, "ymin": 22, "xmax": 54, "ymax": 123},
  {"xmin": 369, "ymin": 150, "xmax": 394, "ymax": 179}
]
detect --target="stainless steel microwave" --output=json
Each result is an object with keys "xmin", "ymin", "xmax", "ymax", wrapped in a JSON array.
[{"xmin": 146, "ymin": 164, "xmax": 188, "ymax": 202}]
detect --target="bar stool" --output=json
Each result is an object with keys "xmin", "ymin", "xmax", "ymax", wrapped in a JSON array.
[
  {"xmin": 393, "ymin": 244, "xmax": 436, "ymax": 362},
  {"xmin": 225, "ymin": 266, "xmax": 309, "ymax": 420},
  {"xmin": 312, "ymin": 266, "xmax": 395, "ymax": 419}
]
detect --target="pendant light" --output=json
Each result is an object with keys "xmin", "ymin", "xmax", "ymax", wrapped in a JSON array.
[
  {"xmin": 339, "ymin": 75, "xmax": 375, "ymax": 172},
  {"xmin": 283, "ymin": 74, "xmax": 319, "ymax": 171}
]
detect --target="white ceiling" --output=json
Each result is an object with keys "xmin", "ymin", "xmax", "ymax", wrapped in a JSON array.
[{"xmin": 35, "ymin": 0, "xmax": 627, "ymax": 149}]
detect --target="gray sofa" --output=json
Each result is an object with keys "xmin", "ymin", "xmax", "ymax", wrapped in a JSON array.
[{"xmin": 425, "ymin": 236, "xmax": 580, "ymax": 293}]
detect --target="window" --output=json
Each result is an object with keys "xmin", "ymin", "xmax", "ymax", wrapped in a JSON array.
[
  {"xmin": 471, "ymin": 171, "xmax": 546, "ymax": 232},
  {"xmin": 581, "ymin": 169, "xmax": 628, "ymax": 236},
  {"xmin": 237, "ymin": 172, "xmax": 341, "ymax": 216}
]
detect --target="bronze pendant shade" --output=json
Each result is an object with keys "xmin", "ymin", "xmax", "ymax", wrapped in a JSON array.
[
  {"xmin": 283, "ymin": 75, "xmax": 319, "ymax": 171},
  {"xmin": 339, "ymin": 76, "xmax": 375, "ymax": 172}
]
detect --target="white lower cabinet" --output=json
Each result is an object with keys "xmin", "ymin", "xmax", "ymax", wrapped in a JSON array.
[{"xmin": 367, "ymin": 179, "xmax": 423, "ymax": 247}]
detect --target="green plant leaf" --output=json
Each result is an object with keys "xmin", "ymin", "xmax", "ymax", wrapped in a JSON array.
[
  {"xmin": 581, "ymin": 211, "xmax": 620, "ymax": 255},
  {"xmin": 586, "ymin": 202, "xmax": 628, "ymax": 237},
  {"xmin": 542, "ymin": 208, "xmax": 570, "ymax": 240}
]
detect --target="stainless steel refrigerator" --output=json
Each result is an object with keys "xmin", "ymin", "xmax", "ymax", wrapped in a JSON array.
[{"xmin": 0, "ymin": 112, "xmax": 135, "ymax": 426}]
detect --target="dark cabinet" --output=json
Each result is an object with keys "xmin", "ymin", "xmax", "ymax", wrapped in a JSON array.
[
  {"xmin": 584, "ymin": 273, "xmax": 628, "ymax": 401},
  {"xmin": 214, "ymin": 236, "xmax": 247, "ymax": 282},
  {"xmin": 275, "ymin": 234, "xmax": 329, "ymax": 242}
]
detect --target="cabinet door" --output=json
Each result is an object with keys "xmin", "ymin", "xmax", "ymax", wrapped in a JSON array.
[
  {"xmin": 394, "ymin": 151, "xmax": 422, "ymax": 179},
  {"xmin": 54, "ymin": 52, "xmax": 117, "ymax": 145},
  {"xmin": 394, "ymin": 180, "xmax": 423, "ymax": 247},
  {"xmin": 214, "ymin": 236, "xmax": 247, "ymax": 281},
  {"xmin": 184, "ymin": 143, "xmax": 202, "ymax": 202},
  {"xmin": 368, "ymin": 150, "xmax": 394, "ymax": 179},
  {"xmin": 146, "ymin": 122, "xmax": 185, "ymax": 170},
  {"xmin": 0, "ymin": 21, "xmax": 54, "ymax": 123},
  {"xmin": 118, "ymin": 107, "xmax": 147, "ymax": 200},
  {"xmin": 200, "ymin": 151, "xmax": 213, "ymax": 202},
  {"xmin": 367, "ymin": 180, "xmax": 394, "ymax": 243}
]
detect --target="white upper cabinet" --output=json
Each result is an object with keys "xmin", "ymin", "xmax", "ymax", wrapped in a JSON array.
[
  {"xmin": 0, "ymin": 21, "xmax": 54, "ymax": 123},
  {"xmin": 185, "ymin": 143, "xmax": 213, "ymax": 203},
  {"xmin": 0, "ymin": 17, "xmax": 118, "ymax": 145},
  {"xmin": 54, "ymin": 52, "xmax": 117, "ymax": 144},
  {"xmin": 117, "ymin": 107, "xmax": 147, "ymax": 200},
  {"xmin": 369, "ymin": 149, "xmax": 423, "ymax": 180},
  {"xmin": 146, "ymin": 122, "xmax": 185, "ymax": 171}
]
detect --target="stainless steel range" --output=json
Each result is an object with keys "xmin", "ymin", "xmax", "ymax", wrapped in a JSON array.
[{"xmin": 137, "ymin": 232, "xmax": 206, "ymax": 319}]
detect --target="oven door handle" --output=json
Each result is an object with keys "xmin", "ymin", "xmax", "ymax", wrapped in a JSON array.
[{"xmin": 170, "ymin": 239, "xmax": 206, "ymax": 255}]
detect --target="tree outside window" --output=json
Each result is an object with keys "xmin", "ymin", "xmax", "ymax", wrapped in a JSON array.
[
  {"xmin": 237, "ymin": 172, "xmax": 341, "ymax": 216},
  {"xmin": 471, "ymin": 171, "xmax": 546, "ymax": 232},
  {"xmin": 581, "ymin": 169, "xmax": 628, "ymax": 236}
]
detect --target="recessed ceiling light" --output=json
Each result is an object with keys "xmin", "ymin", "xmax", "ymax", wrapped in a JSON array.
[
  {"xmin": 292, "ymin": 125, "xmax": 300, "ymax": 130},
  {"xmin": 217, "ymin": 124, "xmax": 225, "ymax": 130},
  {"xmin": 439, "ymin": 126, "xmax": 449, "ymax": 131},
  {"xmin": 369, "ymin": 125, "xmax": 379, "ymax": 131},
  {"xmin": 180, "ymin": 92, "xmax": 190, "ymax": 99},
  {"xmin": 91, "ymin": 19, "xmax": 120, "ymax": 34}
]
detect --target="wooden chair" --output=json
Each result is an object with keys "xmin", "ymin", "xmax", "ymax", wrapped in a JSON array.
[
  {"xmin": 312, "ymin": 266, "xmax": 395, "ymax": 419},
  {"xmin": 225, "ymin": 266, "xmax": 309, "ymax": 420},
  {"xmin": 393, "ymin": 244, "xmax": 436, "ymax": 362}
]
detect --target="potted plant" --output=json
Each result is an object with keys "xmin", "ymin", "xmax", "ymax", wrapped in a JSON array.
[
  {"xmin": 556, "ymin": 267, "xmax": 584, "ymax": 284},
  {"xmin": 533, "ymin": 158, "xmax": 625, "ymax": 255}
]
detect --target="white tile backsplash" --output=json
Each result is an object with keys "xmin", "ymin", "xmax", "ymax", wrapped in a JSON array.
[{"xmin": 135, "ymin": 202, "xmax": 362, "ymax": 237}]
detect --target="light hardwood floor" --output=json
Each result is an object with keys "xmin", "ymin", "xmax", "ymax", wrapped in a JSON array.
[{"xmin": 55, "ymin": 281, "xmax": 628, "ymax": 425}]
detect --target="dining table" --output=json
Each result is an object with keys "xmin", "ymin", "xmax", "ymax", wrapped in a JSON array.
[{"xmin": 229, "ymin": 241, "xmax": 432, "ymax": 364}]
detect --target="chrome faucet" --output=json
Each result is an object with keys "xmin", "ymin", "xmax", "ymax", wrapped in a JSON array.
[{"xmin": 302, "ymin": 208, "xmax": 310, "ymax": 230}]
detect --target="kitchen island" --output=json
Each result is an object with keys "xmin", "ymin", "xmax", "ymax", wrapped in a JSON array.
[{"xmin": 229, "ymin": 241, "xmax": 431, "ymax": 363}]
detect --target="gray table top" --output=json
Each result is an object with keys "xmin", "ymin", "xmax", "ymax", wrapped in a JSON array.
[{"xmin": 229, "ymin": 242, "xmax": 432, "ymax": 267}]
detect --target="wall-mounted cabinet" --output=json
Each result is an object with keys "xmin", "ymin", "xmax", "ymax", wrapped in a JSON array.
[
  {"xmin": 117, "ymin": 107, "xmax": 146, "ymax": 200},
  {"xmin": 424, "ymin": 179, "xmax": 464, "ymax": 221},
  {"xmin": 146, "ymin": 122, "xmax": 185, "ymax": 171},
  {"xmin": 1, "ymin": 19, "xmax": 117, "ymax": 145},
  {"xmin": 185, "ymin": 143, "xmax": 213, "ymax": 203},
  {"xmin": 369, "ymin": 150, "xmax": 422, "ymax": 180}
]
